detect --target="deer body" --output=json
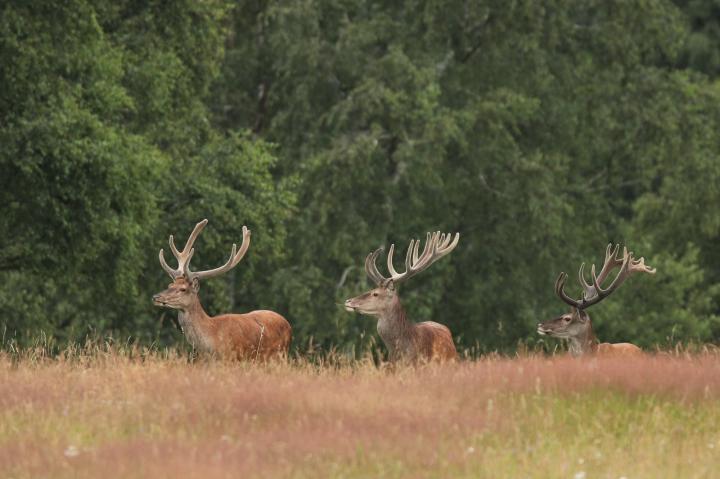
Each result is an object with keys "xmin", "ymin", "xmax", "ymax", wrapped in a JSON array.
[
  {"xmin": 345, "ymin": 231, "xmax": 459, "ymax": 363},
  {"xmin": 371, "ymin": 293, "xmax": 456, "ymax": 362},
  {"xmin": 537, "ymin": 244, "xmax": 654, "ymax": 357},
  {"xmin": 178, "ymin": 311, "xmax": 291, "ymax": 360},
  {"xmin": 597, "ymin": 342, "xmax": 641, "ymax": 355},
  {"xmin": 173, "ymin": 297, "xmax": 290, "ymax": 359},
  {"xmin": 153, "ymin": 220, "xmax": 291, "ymax": 360}
]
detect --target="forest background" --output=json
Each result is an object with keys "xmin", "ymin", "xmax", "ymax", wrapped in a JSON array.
[{"xmin": 3, "ymin": 0, "xmax": 720, "ymax": 355}]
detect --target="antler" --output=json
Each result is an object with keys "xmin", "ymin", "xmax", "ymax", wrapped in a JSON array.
[
  {"xmin": 576, "ymin": 243, "xmax": 624, "ymax": 301},
  {"xmin": 364, "ymin": 231, "xmax": 460, "ymax": 286},
  {"xmin": 555, "ymin": 243, "xmax": 656, "ymax": 310},
  {"xmin": 159, "ymin": 219, "xmax": 207, "ymax": 279},
  {"xmin": 364, "ymin": 248, "xmax": 386, "ymax": 286},
  {"xmin": 158, "ymin": 219, "xmax": 251, "ymax": 281}
]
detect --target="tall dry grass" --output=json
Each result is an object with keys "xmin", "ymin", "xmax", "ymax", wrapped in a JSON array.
[{"xmin": 1, "ymin": 345, "xmax": 719, "ymax": 478}]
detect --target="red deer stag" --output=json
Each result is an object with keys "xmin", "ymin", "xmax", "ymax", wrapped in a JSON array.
[
  {"xmin": 152, "ymin": 219, "xmax": 291, "ymax": 360},
  {"xmin": 344, "ymin": 231, "xmax": 459, "ymax": 363},
  {"xmin": 537, "ymin": 244, "xmax": 655, "ymax": 356}
]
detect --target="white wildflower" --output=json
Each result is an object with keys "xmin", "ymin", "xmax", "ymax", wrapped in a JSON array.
[{"xmin": 64, "ymin": 445, "xmax": 79, "ymax": 458}]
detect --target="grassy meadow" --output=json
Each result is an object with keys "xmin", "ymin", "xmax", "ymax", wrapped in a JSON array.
[{"xmin": 1, "ymin": 347, "xmax": 719, "ymax": 479}]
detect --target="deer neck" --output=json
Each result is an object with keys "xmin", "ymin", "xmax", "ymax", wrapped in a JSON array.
[
  {"xmin": 177, "ymin": 295, "xmax": 215, "ymax": 352},
  {"xmin": 568, "ymin": 319, "xmax": 599, "ymax": 357},
  {"xmin": 376, "ymin": 296, "xmax": 416, "ymax": 357}
]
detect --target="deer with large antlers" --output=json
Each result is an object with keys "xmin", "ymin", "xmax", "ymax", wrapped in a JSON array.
[
  {"xmin": 152, "ymin": 219, "xmax": 291, "ymax": 360},
  {"xmin": 537, "ymin": 244, "xmax": 656, "ymax": 356},
  {"xmin": 344, "ymin": 232, "xmax": 460, "ymax": 363}
]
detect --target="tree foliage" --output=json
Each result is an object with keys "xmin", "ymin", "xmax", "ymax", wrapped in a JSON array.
[
  {"xmin": 2, "ymin": 0, "xmax": 720, "ymax": 354},
  {"xmin": 0, "ymin": 1, "xmax": 293, "ymax": 345}
]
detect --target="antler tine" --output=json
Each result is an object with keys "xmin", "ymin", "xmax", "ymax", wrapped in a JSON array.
[
  {"xmin": 169, "ymin": 219, "xmax": 208, "ymax": 260},
  {"xmin": 577, "ymin": 262, "xmax": 594, "ymax": 298},
  {"xmin": 236, "ymin": 225, "xmax": 252, "ymax": 259},
  {"xmin": 412, "ymin": 234, "xmax": 427, "ymax": 265},
  {"xmin": 594, "ymin": 243, "xmax": 624, "ymax": 285},
  {"xmin": 182, "ymin": 220, "xmax": 208, "ymax": 255},
  {"xmin": 181, "ymin": 247, "xmax": 196, "ymax": 279},
  {"xmin": 158, "ymin": 219, "xmax": 209, "ymax": 280},
  {"xmin": 159, "ymin": 249, "xmax": 176, "ymax": 279},
  {"xmin": 555, "ymin": 272, "xmax": 582, "ymax": 308},
  {"xmin": 427, "ymin": 230, "xmax": 441, "ymax": 254},
  {"xmin": 436, "ymin": 232, "xmax": 460, "ymax": 255},
  {"xmin": 364, "ymin": 248, "xmax": 387, "ymax": 286},
  {"xmin": 605, "ymin": 243, "xmax": 619, "ymax": 263},
  {"xmin": 437, "ymin": 232, "xmax": 452, "ymax": 250},
  {"xmin": 629, "ymin": 255, "xmax": 657, "ymax": 275},
  {"xmin": 578, "ymin": 263, "xmax": 588, "ymax": 289},
  {"xmin": 386, "ymin": 243, "xmax": 399, "ymax": 278},
  {"xmin": 388, "ymin": 230, "xmax": 458, "ymax": 285},
  {"xmin": 587, "ymin": 250, "xmax": 632, "ymax": 306},
  {"xmin": 409, "ymin": 231, "xmax": 438, "ymax": 271},
  {"xmin": 573, "ymin": 244, "xmax": 630, "ymax": 306},
  {"xmin": 169, "ymin": 234, "xmax": 180, "ymax": 258},
  {"xmin": 578, "ymin": 245, "xmax": 654, "ymax": 309},
  {"xmin": 188, "ymin": 244, "xmax": 234, "ymax": 280},
  {"xmin": 387, "ymin": 241, "xmax": 404, "ymax": 278},
  {"xmin": 556, "ymin": 244, "xmax": 656, "ymax": 310},
  {"xmin": 190, "ymin": 225, "xmax": 252, "ymax": 281},
  {"xmin": 386, "ymin": 235, "xmax": 430, "ymax": 281},
  {"xmin": 404, "ymin": 239, "xmax": 415, "ymax": 274}
]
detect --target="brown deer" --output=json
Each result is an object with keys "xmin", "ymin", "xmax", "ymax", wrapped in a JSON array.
[
  {"xmin": 537, "ymin": 244, "xmax": 655, "ymax": 356},
  {"xmin": 344, "ymin": 231, "xmax": 459, "ymax": 363},
  {"xmin": 152, "ymin": 219, "xmax": 291, "ymax": 360}
]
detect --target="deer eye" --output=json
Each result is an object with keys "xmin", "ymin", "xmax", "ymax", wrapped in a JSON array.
[{"xmin": 372, "ymin": 292, "xmax": 379, "ymax": 297}]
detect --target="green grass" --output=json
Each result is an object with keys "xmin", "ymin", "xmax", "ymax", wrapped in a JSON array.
[{"xmin": 1, "ymin": 347, "xmax": 719, "ymax": 478}]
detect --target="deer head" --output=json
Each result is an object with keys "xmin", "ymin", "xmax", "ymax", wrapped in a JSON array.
[
  {"xmin": 537, "ymin": 243, "xmax": 656, "ymax": 343},
  {"xmin": 152, "ymin": 219, "xmax": 251, "ymax": 311},
  {"xmin": 344, "ymin": 231, "xmax": 460, "ymax": 316},
  {"xmin": 536, "ymin": 308, "xmax": 591, "ymax": 340}
]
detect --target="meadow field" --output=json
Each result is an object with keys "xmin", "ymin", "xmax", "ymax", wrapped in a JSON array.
[{"xmin": 1, "ymin": 347, "xmax": 719, "ymax": 479}]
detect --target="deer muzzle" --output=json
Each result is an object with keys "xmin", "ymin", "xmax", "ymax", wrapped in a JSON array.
[
  {"xmin": 152, "ymin": 294, "xmax": 168, "ymax": 307},
  {"xmin": 344, "ymin": 299, "xmax": 356, "ymax": 312}
]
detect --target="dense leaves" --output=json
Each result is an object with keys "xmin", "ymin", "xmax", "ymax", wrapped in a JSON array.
[
  {"xmin": 2, "ymin": 0, "xmax": 720, "ymax": 353},
  {"xmin": 0, "ymin": 1, "xmax": 293, "ymax": 345}
]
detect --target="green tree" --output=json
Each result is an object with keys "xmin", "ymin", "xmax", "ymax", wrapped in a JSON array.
[
  {"xmin": 0, "ymin": 1, "xmax": 295, "ymax": 347},
  {"xmin": 212, "ymin": 0, "xmax": 720, "ymax": 353},
  {"xmin": 4, "ymin": 0, "xmax": 720, "ymax": 354}
]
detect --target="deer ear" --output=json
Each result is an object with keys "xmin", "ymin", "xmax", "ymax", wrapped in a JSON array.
[
  {"xmin": 386, "ymin": 279, "xmax": 395, "ymax": 291},
  {"xmin": 191, "ymin": 277, "xmax": 200, "ymax": 292}
]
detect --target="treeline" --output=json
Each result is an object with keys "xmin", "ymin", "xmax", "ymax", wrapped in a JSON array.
[{"xmin": 2, "ymin": 0, "xmax": 720, "ymax": 354}]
